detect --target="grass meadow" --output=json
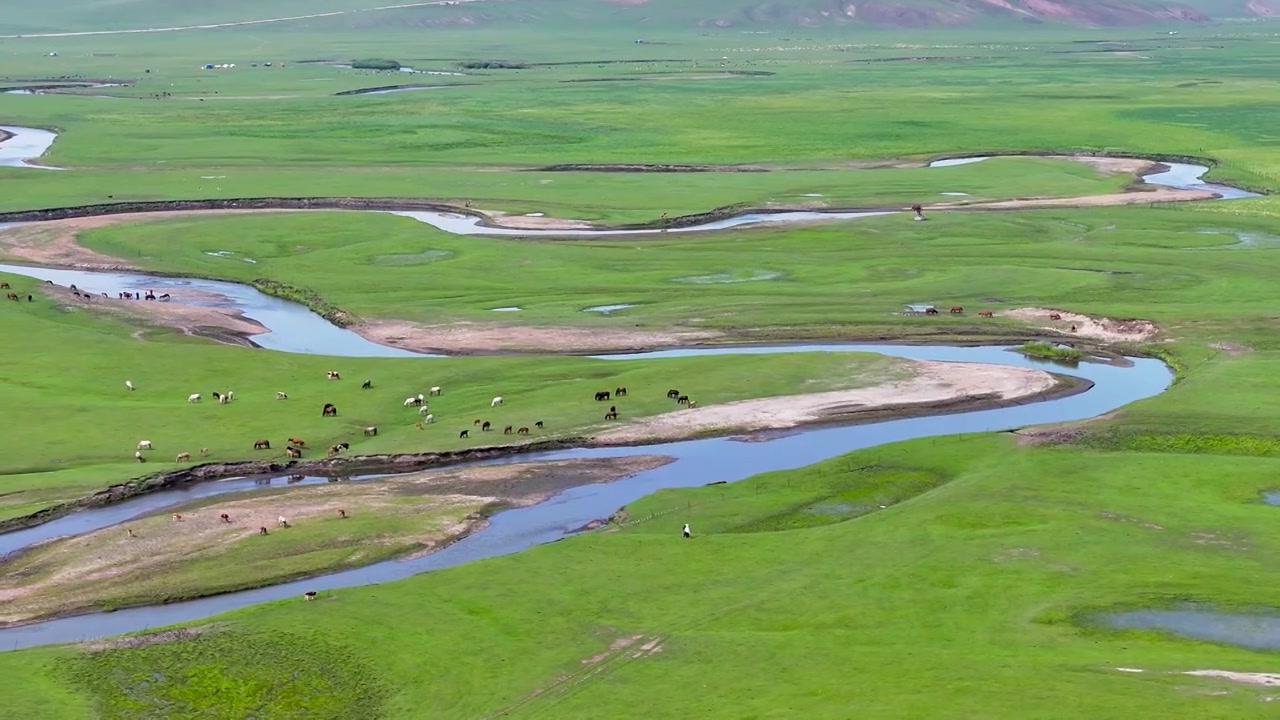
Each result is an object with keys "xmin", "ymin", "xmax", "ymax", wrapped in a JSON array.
[{"xmin": 1, "ymin": 13, "xmax": 1280, "ymax": 719}]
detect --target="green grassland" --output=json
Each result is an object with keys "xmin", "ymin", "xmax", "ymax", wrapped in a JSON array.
[{"xmin": 2, "ymin": 13, "xmax": 1280, "ymax": 720}]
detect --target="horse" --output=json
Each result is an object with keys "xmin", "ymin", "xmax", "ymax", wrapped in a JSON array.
[
  {"xmin": 615, "ymin": 387, "xmax": 628, "ymax": 397},
  {"xmin": 950, "ymin": 306, "xmax": 964, "ymax": 315},
  {"xmin": 254, "ymin": 439, "xmax": 271, "ymax": 450},
  {"xmin": 338, "ymin": 509, "xmax": 348, "ymax": 518},
  {"xmin": 259, "ymin": 527, "xmax": 269, "ymax": 536},
  {"xmin": 172, "ymin": 513, "xmax": 183, "ymax": 522},
  {"xmin": 924, "ymin": 307, "xmax": 939, "ymax": 315},
  {"xmin": 288, "ymin": 438, "xmax": 305, "ymax": 447},
  {"xmin": 361, "ymin": 380, "xmax": 373, "ymax": 389},
  {"xmin": 491, "ymin": 396, "xmax": 504, "ymax": 407},
  {"xmin": 535, "ymin": 421, "xmax": 544, "ymax": 429},
  {"xmin": 326, "ymin": 371, "xmax": 341, "ymax": 380},
  {"xmin": 0, "ymin": 282, "xmax": 8, "ymax": 289},
  {"xmin": 605, "ymin": 411, "xmax": 618, "ymax": 420},
  {"xmin": 220, "ymin": 513, "xmax": 231, "ymax": 523},
  {"xmin": 328, "ymin": 444, "xmax": 343, "ymax": 456},
  {"xmin": 677, "ymin": 395, "xmax": 690, "ymax": 405},
  {"xmin": 304, "ymin": 591, "xmax": 318, "ymax": 601},
  {"xmin": 667, "ymin": 389, "xmax": 681, "ymax": 399},
  {"xmin": 286, "ymin": 446, "xmax": 302, "ymax": 458},
  {"xmin": 1048, "ymin": 312, "xmax": 1062, "ymax": 321},
  {"xmin": 459, "ymin": 429, "xmax": 470, "ymax": 439},
  {"xmin": 175, "ymin": 452, "xmax": 191, "ymax": 462},
  {"xmin": 518, "ymin": 427, "xmax": 530, "ymax": 435},
  {"xmin": 6, "ymin": 292, "xmax": 18, "ymax": 301},
  {"xmin": 978, "ymin": 310, "xmax": 993, "ymax": 318},
  {"xmin": 481, "ymin": 421, "xmax": 492, "ymax": 432},
  {"xmin": 429, "ymin": 386, "xmax": 442, "ymax": 396},
  {"xmin": 595, "ymin": 391, "xmax": 611, "ymax": 401},
  {"xmin": 364, "ymin": 426, "xmax": 378, "ymax": 436},
  {"xmin": 503, "ymin": 425, "xmax": 514, "ymax": 434},
  {"xmin": 322, "ymin": 403, "xmax": 338, "ymax": 417},
  {"xmin": 276, "ymin": 391, "xmax": 288, "ymax": 400}
]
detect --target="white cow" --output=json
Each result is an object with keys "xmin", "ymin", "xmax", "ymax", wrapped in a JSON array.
[{"xmin": 187, "ymin": 393, "xmax": 201, "ymax": 403}]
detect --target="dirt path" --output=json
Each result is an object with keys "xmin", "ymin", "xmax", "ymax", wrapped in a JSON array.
[
  {"xmin": 1001, "ymin": 307, "xmax": 1158, "ymax": 343},
  {"xmin": 0, "ymin": 455, "xmax": 672, "ymax": 626},
  {"xmin": 358, "ymin": 318, "xmax": 724, "ymax": 354},
  {"xmin": 945, "ymin": 187, "xmax": 1215, "ymax": 210},
  {"xmin": 0, "ymin": 1, "xmax": 487, "ymax": 39},
  {"xmin": 594, "ymin": 360, "xmax": 1059, "ymax": 444}
]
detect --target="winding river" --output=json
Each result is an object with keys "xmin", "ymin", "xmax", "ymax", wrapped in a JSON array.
[
  {"xmin": 0, "ymin": 345, "xmax": 1172, "ymax": 651},
  {"xmin": 0, "ymin": 131, "xmax": 1256, "ymax": 650}
]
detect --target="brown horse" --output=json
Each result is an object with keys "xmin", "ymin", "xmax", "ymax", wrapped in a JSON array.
[
  {"xmin": 0, "ymin": 282, "xmax": 8, "ymax": 289},
  {"xmin": 518, "ymin": 427, "xmax": 530, "ymax": 434},
  {"xmin": 288, "ymin": 438, "xmax": 305, "ymax": 447},
  {"xmin": 1048, "ymin": 312, "xmax": 1062, "ymax": 321},
  {"xmin": 322, "ymin": 403, "xmax": 337, "ymax": 417},
  {"xmin": 5, "ymin": 292, "xmax": 17, "ymax": 301},
  {"xmin": 950, "ymin": 306, "xmax": 964, "ymax": 315},
  {"xmin": 503, "ymin": 425, "xmax": 514, "ymax": 435},
  {"xmin": 285, "ymin": 446, "xmax": 302, "ymax": 458},
  {"xmin": 924, "ymin": 307, "xmax": 939, "ymax": 315},
  {"xmin": 253, "ymin": 439, "xmax": 271, "ymax": 450},
  {"xmin": 978, "ymin": 310, "xmax": 993, "ymax": 318}
]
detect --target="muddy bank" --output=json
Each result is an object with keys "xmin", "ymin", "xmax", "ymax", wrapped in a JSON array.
[
  {"xmin": 0, "ymin": 197, "xmax": 467, "ymax": 225},
  {"xmin": 0, "ymin": 438, "xmax": 589, "ymax": 535},
  {"xmin": 591, "ymin": 360, "xmax": 1078, "ymax": 445},
  {"xmin": 0, "ymin": 456, "xmax": 673, "ymax": 627}
]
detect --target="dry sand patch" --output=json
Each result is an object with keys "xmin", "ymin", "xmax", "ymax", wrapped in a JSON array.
[{"xmin": 593, "ymin": 359, "xmax": 1058, "ymax": 444}]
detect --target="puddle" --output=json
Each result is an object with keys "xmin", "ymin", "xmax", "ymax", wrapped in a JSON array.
[
  {"xmin": 203, "ymin": 250, "xmax": 256, "ymax": 264},
  {"xmin": 1261, "ymin": 491, "xmax": 1280, "ymax": 506},
  {"xmin": 929, "ymin": 157, "xmax": 989, "ymax": 168},
  {"xmin": 1188, "ymin": 230, "xmax": 1280, "ymax": 250},
  {"xmin": 672, "ymin": 270, "xmax": 783, "ymax": 284},
  {"xmin": 1103, "ymin": 607, "xmax": 1280, "ymax": 652},
  {"xmin": 800, "ymin": 193, "xmax": 824, "ymax": 197},
  {"xmin": 941, "ymin": 192, "xmax": 970, "ymax": 196},
  {"xmin": 491, "ymin": 306, "xmax": 522, "ymax": 312},
  {"xmin": 372, "ymin": 249, "xmax": 454, "ymax": 265},
  {"xmin": 584, "ymin": 304, "xmax": 637, "ymax": 314}
]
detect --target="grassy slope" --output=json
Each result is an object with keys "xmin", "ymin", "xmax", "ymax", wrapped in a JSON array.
[{"xmin": 12, "ymin": 434, "xmax": 1280, "ymax": 718}]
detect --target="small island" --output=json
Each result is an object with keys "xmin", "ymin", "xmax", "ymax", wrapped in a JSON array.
[
  {"xmin": 351, "ymin": 58, "xmax": 402, "ymax": 70},
  {"xmin": 1016, "ymin": 340, "xmax": 1084, "ymax": 363}
]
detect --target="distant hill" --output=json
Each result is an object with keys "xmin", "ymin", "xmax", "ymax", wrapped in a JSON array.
[{"xmin": 2, "ymin": 0, "xmax": 1277, "ymax": 36}]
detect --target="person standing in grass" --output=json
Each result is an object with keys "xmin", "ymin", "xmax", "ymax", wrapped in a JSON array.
[{"xmin": 682, "ymin": 523, "xmax": 691, "ymax": 539}]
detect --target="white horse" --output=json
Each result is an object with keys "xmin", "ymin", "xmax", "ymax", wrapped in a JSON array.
[
  {"xmin": 137, "ymin": 440, "xmax": 152, "ymax": 450},
  {"xmin": 421, "ymin": 413, "xmax": 434, "ymax": 424},
  {"xmin": 125, "ymin": 380, "xmax": 134, "ymax": 391},
  {"xmin": 429, "ymin": 386, "xmax": 442, "ymax": 396},
  {"xmin": 491, "ymin": 396, "xmax": 503, "ymax": 407},
  {"xmin": 418, "ymin": 405, "xmax": 432, "ymax": 415},
  {"xmin": 187, "ymin": 393, "xmax": 201, "ymax": 403}
]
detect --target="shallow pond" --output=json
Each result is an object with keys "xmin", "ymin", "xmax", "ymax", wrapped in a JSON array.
[{"xmin": 1103, "ymin": 608, "xmax": 1280, "ymax": 652}]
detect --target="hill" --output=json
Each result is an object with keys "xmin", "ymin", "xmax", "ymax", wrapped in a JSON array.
[{"xmin": 2, "ymin": 0, "xmax": 1276, "ymax": 36}]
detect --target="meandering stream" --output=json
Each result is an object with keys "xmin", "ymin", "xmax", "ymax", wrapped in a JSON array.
[
  {"xmin": 0, "ymin": 131, "xmax": 1254, "ymax": 650},
  {"xmin": 0, "ymin": 343, "xmax": 1171, "ymax": 650}
]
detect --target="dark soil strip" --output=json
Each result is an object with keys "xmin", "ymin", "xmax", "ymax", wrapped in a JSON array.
[
  {"xmin": 333, "ymin": 83, "xmax": 477, "ymax": 96},
  {"xmin": 0, "ymin": 438, "xmax": 588, "ymax": 535}
]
